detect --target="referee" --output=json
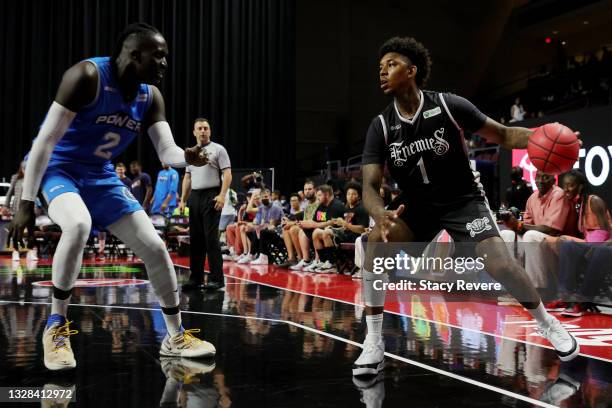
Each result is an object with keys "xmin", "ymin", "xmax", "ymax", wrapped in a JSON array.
[{"xmin": 180, "ymin": 118, "xmax": 232, "ymax": 291}]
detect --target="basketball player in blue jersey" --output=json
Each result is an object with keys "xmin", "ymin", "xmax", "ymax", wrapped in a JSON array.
[
  {"xmin": 354, "ymin": 37, "xmax": 580, "ymax": 376},
  {"xmin": 9, "ymin": 23, "xmax": 215, "ymax": 371}
]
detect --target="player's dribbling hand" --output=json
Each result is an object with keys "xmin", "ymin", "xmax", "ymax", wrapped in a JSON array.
[
  {"xmin": 185, "ymin": 145, "xmax": 208, "ymax": 166},
  {"xmin": 7, "ymin": 200, "xmax": 35, "ymax": 250},
  {"xmin": 376, "ymin": 204, "xmax": 404, "ymax": 242}
]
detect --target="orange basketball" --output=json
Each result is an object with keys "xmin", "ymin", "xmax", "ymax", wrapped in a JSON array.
[{"xmin": 527, "ymin": 123, "xmax": 580, "ymax": 175}]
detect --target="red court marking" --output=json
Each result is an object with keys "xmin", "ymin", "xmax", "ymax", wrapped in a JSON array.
[
  {"xmin": 171, "ymin": 256, "xmax": 612, "ymax": 362},
  {"xmin": 32, "ymin": 278, "xmax": 149, "ymax": 287}
]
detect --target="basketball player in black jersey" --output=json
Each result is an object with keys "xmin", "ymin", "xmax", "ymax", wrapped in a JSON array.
[{"xmin": 354, "ymin": 37, "xmax": 579, "ymax": 376}]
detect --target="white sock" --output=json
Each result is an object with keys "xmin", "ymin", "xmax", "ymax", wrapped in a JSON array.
[
  {"xmin": 163, "ymin": 311, "xmax": 182, "ymax": 336},
  {"xmin": 51, "ymin": 295, "xmax": 71, "ymax": 317},
  {"xmin": 366, "ymin": 314, "xmax": 383, "ymax": 337},
  {"xmin": 528, "ymin": 302, "xmax": 552, "ymax": 326}
]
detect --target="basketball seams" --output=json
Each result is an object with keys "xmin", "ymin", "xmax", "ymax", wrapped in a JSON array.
[{"xmin": 529, "ymin": 124, "xmax": 579, "ymax": 174}]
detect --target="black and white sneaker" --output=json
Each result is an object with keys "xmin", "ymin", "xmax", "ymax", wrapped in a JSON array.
[
  {"xmin": 352, "ymin": 335, "xmax": 385, "ymax": 376},
  {"xmin": 538, "ymin": 317, "xmax": 580, "ymax": 361}
]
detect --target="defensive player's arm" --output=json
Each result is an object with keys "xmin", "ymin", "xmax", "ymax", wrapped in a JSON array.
[
  {"xmin": 21, "ymin": 61, "xmax": 98, "ymax": 203},
  {"xmin": 475, "ymin": 118, "xmax": 532, "ymax": 150},
  {"xmin": 145, "ymin": 86, "xmax": 205, "ymax": 168}
]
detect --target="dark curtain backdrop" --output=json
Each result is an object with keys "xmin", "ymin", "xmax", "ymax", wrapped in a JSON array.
[{"xmin": 0, "ymin": 0, "xmax": 296, "ymax": 192}]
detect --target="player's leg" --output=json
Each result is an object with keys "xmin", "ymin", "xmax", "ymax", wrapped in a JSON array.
[
  {"xmin": 442, "ymin": 198, "xmax": 579, "ymax": 361},
  {"xmin": 107, "ymin": 210, "xmax": 215, "ymax": 358},
  {"xmin": 44, "ymin": 192, "xmax": 92, "ymax": 371},
  {"xmin": 354, "ymin": 218, "xmax": 414, "ymax": 376}
]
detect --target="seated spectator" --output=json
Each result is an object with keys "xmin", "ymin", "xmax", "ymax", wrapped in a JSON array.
[
  {"xmin": 500, "ymin": 171, "xmax": 578, "ymax": 292},
  {"xmin": 150, "ymin": 163, "xmax": 179, "ymax": 216},
  {"xmin": 545, "ymin": 169, "xmax": 612, "ymax": 315},
  {"xmin": 276, "ymin": 194, "xmax": 305, "ymax": 268},
  {"xmin": 237, "ymin": 189, "xmax": 283, "ymax": 264},
  {"xmin": 504, "ymin": 166, "xmax": 532, "ymax": 211},
  {"xmin": 296, "ymin": 184, "xmax": 345, "ymax": 272},
  {"xmin": 310, "ymin": 182, "xmax": 369, "ymax": 273},
  {"xmin": 271, "ymin": 190, "xmax": 282, "ymax": 208},
  {"xmin": 224, "ymin": 191, "xmax": 258, "ymax": 260},
  {"xmin": 285, "ymin": 181, "xmax": 318, "ymax": 269}
]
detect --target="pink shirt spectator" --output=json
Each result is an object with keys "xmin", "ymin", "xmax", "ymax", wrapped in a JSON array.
[{"xmin": 523, "ymin": 185, "xmax": 577, "ymax": 236}]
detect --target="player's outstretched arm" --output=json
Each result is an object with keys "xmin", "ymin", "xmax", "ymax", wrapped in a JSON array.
[
  {"xmin": 10, "ymin": 62, "xmax": 97, "ymax": 246},
  {"xmin": 145, "ymin": 86, "xmax": 207, "ymax": 167},
  {"xmin": 476, "ymin": 118, "xmax": 533, "ymax": 150}
]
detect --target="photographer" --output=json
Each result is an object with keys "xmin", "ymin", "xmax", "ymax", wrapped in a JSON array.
[{"xmin": 241, "ymin": 171, "xmax": 265, "ymax": 190}]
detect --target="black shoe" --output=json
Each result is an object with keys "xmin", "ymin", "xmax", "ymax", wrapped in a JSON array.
[
  {"xmin": 182, "ymin": 280, "xmax": 204, "ymax": 291},
  {"xmin": 202, "ymin": 281, "xmax": 225, "ymax": 291}
]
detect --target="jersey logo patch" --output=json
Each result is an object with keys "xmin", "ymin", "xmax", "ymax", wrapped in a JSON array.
[
  {"xmin": 423, "ymin": 106, "xmax": 442, "ymax": 119},
  {"xmin": 388, "ymin": 127, "xmax": 450, "ymax": 166},
  {"xmin": 466, "ymin": 217, "xmax": 492, "ymax": 237}
]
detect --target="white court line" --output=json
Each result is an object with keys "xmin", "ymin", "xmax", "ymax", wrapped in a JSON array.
[
  {"xmin": 0, "ymin": 299, "xmax": 558, "ymax": 408},
  {"xmin": 203, "ymin": 266, "xmax": 612, "ymax": 364}
]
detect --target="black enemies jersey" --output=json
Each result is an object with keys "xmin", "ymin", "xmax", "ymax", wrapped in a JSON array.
[{"xmin": 362, "ymin": 90, "xmax": 488, "ymax": 207}]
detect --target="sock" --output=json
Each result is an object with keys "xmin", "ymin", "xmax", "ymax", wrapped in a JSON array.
[
  {"xmin": 366, "ymin": 314, "xmax": 383, "ymax": 337},
  {"xmin": 50, "ymin": 286, "xmax": 72, "ymax": 319},
  {"xmin": 161, "ymin": 306, "xmax": 183, "ymax": 336},
  {"xmin": 46, "ymin": 313, "xmax": 67, "ymax": 328},
  {"xmin": 528, "ymin": 302, "xmax": 553, "ymax": 326}
]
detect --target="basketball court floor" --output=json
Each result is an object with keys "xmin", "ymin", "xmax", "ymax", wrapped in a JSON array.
[{"xmin": 0, "ymin": 256, "xmax": 609, "ymax": 407}]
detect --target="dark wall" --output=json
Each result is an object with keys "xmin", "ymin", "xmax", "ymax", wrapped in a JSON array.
[
  {"xmin": 499, "ymin": 105, "xmax": 612, "ymax": 208},
  {"xmin": 295, "ymin": 0, "xmax": 515, "ymax": 177},
  {"xmin": 0, "ymin": 0, "xmax": 295, "ymax": 192}
]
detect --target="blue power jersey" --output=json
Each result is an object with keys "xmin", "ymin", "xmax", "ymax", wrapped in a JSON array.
[
  {"xmin": 38, "ymin": 56, "xmax": 153, "ymax": 227},
  {"xmin": 48, "ymin": 56, "xmax": 152, "ymax": 166}
]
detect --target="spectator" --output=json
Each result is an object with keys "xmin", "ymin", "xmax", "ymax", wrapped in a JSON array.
[
  {"xmin": 505, "ymin": 166, "xmax": 532, "ymax": 211},
  {"xmin": 545, "ymin": 169, "xmax": 612, "ymax": 315},
  {"xmin": 289, "ymin": 180, "xmax": 320, "ymax": 270},
  {"xmin": 220, "ymin": 188, "xmax": 238, "ymax": 233},
  {"xmin": 130, "ymin": 161, "xmax": 153, "ymax": 212},
  {"xmin": 500, "ymin": 171, "xmax": 578, "ymax": 292},
  {"xmin": 237, "ymin": 189, "xmax": 283, "ymax": 265},
  {"xmin": 241, "ymin": 171, "xmax": 265, "ymax": 190},
  {"xmin": 271, "ymin": 190, "xmax": 282, "ymax": 208},
  {"xmin": 276, "ymin": 194, "xmax": 304, "ymax": 268},
  {"xmin": 310, "ymin": 182, "xmax": 369, "ymax": 273},
  {"xmin": 299, "ymin": 184, "xmax": 346, "ymax": 272},
  {"xmin": 298, "ymin": 190, "xmax": 306, "ymax": 210},
  {"xmin": 510, "ymin": 97, "xmax": 526, "ymax": 122},
  {"xmin": 151, "ymin": 164, "xmax": 179, "ymax": 217},
  {"xmin": 223, "ymin": 191, "xmax": 257, "ymax": 260},
  {"xmin": 114, "ymin": 162, "xmax": 132, "ymax": 190}
]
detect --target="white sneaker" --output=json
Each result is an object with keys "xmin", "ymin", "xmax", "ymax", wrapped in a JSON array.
[
  {"xmin": 42, "ymin": 320, "xmax": 78, "ymax": 371},
  {"xmin": 160, "ymin": 328, "xmax": 216, "ymax": 358},
  {"xmin": 222, "ymin": 254, "xmax": 234, "ymax": 261},
  {"xmin": 353, "ymin": 334, "xmax": 385, "ymax": 376},
  {"xmin": 26, "ymin": 249, "xmax": 38, "ymax": 262},
  {"xmin": 315, "ymin": 260, "xmax": 337, "ymax": 273},
  {"xmin": 289, "ymin": 259, "xmax": 309, "ymax": 271},
  {"xmin": 303, "ymin": 260, "xmax": 322, "ymax": 272},
  {"xmin": 537, "ymin": 317, "xmax": 580, "ymax": 361},
  {"xmin": 160, "ymin": 356, "xmax": 216, "ymax": 381},
  {"xmin": 250, "ymin": 254, "xmax": 269, "ymax": 265},
  {"xmin": 237, "ymin": 254, "xmax": 254, "ymax": 264},
  {"xmin": 12, "ymin": 250, "xmax": 19, "ymax": 262}
]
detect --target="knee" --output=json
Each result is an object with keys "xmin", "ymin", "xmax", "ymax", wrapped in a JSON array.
[
  {"xmin": 499, "ymin": 229, "xmax": 516, "ymax": 243},
  {"xmin": 67, "ymin": 217, "xmax": 92, "ymax": 242}
]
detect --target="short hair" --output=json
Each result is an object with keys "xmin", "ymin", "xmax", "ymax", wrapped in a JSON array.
[
  {"xmin": 130, "ymin": 160, "xmax": 141, "ymax": 166},
  {"xmin": 112, "ymin": 23, "xmax": 162, "ymax": 62},
  {"xmin": 304, "ymin": 179, "xmax": 315, "ymax": 188},
  {"xmin": 379, "ymin": 36, "xmax": 432, "ymax": 87},
  {"xmin": 290, "ymin": 193, "xmax": 300, "ymax": 200},
  {"xmin": 272, "ymin": 190, "xmax": 281, "ymax": 196},
  {"xmin": 261, "ymin": 189, "xmax": 271, "ymax": 195},
  {"xmin": 193, "ymin": 117, "xmax": 210, "ymax": 128},
  {"xmin": 345, "ymin": 181, "xmax": 362, "ymax": 197},
  {"xmin": 316, "ymin": 184, "xmax": 333, "ymax": 195},
  {"xmin": 115, "ymin": 162, "xmax": 126, "ymax": 168}
]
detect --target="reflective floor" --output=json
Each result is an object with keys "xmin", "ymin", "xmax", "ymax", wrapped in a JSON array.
[{"xmin": 0, "ymin": 258, "xmax": 610, "ymax": 407}]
